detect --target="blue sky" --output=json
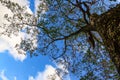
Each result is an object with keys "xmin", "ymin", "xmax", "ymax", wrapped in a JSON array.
[
  {"xmin": 0, "ymin": 50, "xmax": 55, "ymax": 80},
  {"xmin": 0, "ymin": 0, "xmax": 67, "ymax": 80},
  {"xmin": 0, "ymin": 0, "xmax": 119, "ymax": 80}
]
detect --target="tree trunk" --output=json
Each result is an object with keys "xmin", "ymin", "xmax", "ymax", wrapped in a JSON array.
[{"xmin": 94, "ymin": 4, "xmax": 120, "ymax": 75}]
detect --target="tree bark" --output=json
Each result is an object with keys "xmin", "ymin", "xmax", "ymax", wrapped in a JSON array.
[{"xmin": 93, "ymin": 4, "xmax": 120, "ymax": 75}]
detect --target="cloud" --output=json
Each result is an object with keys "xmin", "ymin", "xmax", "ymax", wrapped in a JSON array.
[
  {"xmin": 35, "ymin": 0, "xmax": 47, "ymax": 16},
  {"xmin": 34, "ymin": 0, "xmax": 40, "ymax": 15},
  {"xmin": 0, "ymin": 70, "xmax": 18, "ymax": 80},
  {"xmin": 55, "ymin": 59, "xmax": 71, "ymax": 80},
  {"xmin": 0, "ymin": 70, "xmax": 8, "ymax": 80},
  {"xmin": 0, "ymin": 0, "xmax": 32, "ymax": 61},
  {"xmin": 14, "ymin": 76, "xmax": 17, "ymax": 80},
  {"xmin": 10, "ymin": 0, "xmax": 29, "ymax": 6},
  {"xmin": 118, "ymin": 0, "xmax": 120, "ymax": 2},
  {"xmin": 10, "ymin": 0, "xmax": 33, "ymax": 14},
  {"xmin": 0, "ymin": 32, "xmax": 27, "ymax": 61},
  {"xmin": 28, "ymin": 65, "xmax": 62, "ymax": 80}
]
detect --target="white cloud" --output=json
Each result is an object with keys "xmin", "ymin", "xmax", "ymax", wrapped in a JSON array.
[
  {"xmin": 10, "ymin": 0, "xmax": 29, "ymax": 6},
  {"xmin": 118, "ymin": 0, "xmax": 120, "ymax": 2},
  {"xmin": 14, "ymin": 76, "xmax": 17, "ymax": 80},
  {"xmin": 0, "ymin": 70, "xmax": 8, "ymax": 80},
  {"xmin": 55, "ymin": 59, "xmax": 71, "ymax": 80},
  {"xmin": 10, "ymin": 0, "xmax": 33, "ymax": 14},
  {"xmin": 35, "ymin": 0, "xmax": 40, "ymax": 15},
  {"xmin": 28, "ymin": 65, "xmax": 62, "ymax": 80},
  {"xmin": 0, "ymin": 33, "xmax": 27, "ymax": 61},
  {"xmin": 35, "ymin": 0, "xmax": 48, "ymax": 16},
  {"xmin": 28, "ymin": 76, "xmax": 35, "ymax": 80},
  {"xmin": 0, "ymin": 70, "xmax": 18, "ymax": 80},
  {"xmin": 0, "ymin": 0, "xmax": 33, "ymax": 61}
]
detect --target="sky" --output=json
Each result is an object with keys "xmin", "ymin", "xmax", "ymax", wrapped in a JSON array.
[
  {"xmin": 0, "ymin": 0, "xmax": 70, "ymax": 80},
  {"xmin": 0, "ymin": 0, "xmax": 120, "ymax": 80}
]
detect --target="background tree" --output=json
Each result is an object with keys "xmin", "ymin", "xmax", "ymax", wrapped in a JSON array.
[{"xmin": 0, "ymin": 0, "xmax": 120, "ymax": 79}]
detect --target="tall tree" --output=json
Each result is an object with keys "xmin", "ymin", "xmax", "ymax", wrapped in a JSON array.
[
  {"xmin": 0, "ymin": 0, "xmax": 120, "ymax": 79},
  {"xmin": 36, "ymin": 0, "xmax": 120, "ymax": 77}
]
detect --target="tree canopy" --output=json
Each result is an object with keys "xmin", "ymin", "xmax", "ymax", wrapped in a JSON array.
[{"xmin": 0, "ymin": 0, "xmax": 120, "ymax": 79}]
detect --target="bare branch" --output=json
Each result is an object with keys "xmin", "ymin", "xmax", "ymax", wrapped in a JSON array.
[{"xmin": 53, "ymin": 39, "xmax": 67, "ymax": 59}]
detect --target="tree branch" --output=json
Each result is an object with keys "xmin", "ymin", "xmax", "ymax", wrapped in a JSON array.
[
  {"xmin": 44, "ymin": 25, "xmax": 96, "ymax": 49},
  {"xmin": 53, "ymin": 39, "xmax": 67, "ymax": 59}
]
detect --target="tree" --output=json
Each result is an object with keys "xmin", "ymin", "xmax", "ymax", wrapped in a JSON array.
[
  {"xmin": 0, "ymin": 0, "xmax": 120, "ymax": 79},
  {"xmin": 36, "ymin": 0, "xmax": 120, "ymax": 78}
]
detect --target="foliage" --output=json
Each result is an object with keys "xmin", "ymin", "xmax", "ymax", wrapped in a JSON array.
[
  {"xmin": 36, "ymin": 0, "xmax": 120, "ymax": 79},
  {"xmin": 0, "ymin": 0, "xmax": 120, "ymax": 79},
  {"xmin": 0, "ymin": 0, "xmax": 39, "ymax": 55}
]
